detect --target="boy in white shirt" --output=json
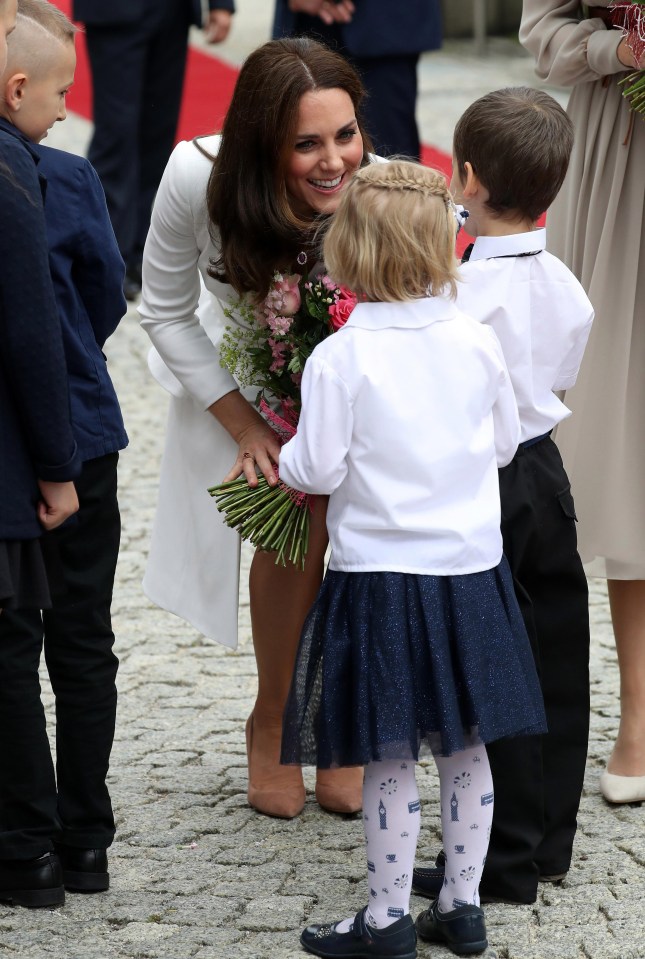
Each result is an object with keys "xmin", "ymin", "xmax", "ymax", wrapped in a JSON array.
[{"xmin": 413, "ymin": 86, "xmax": 593, "ymax": 908}]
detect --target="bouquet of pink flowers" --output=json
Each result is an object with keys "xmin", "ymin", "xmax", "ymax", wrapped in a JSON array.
[
  {"xmin": 610, "ymin": 2, "xmax": 645, "ymax": 114},
  {"xmin": 208, "ymin": 269, "xmax": 357, "ymax": 569}
]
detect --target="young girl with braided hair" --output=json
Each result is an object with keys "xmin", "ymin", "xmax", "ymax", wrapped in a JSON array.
[{"xmin": 278, "ymin": 161, "xmax": 547, "ymax": 959}]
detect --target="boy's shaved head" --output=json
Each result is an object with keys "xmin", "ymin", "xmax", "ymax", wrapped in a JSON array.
[{"xmin": 6, "ymin": 0, "xmax": 76, "ymax": 79}]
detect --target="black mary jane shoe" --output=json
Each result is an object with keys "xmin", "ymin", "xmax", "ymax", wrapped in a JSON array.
[
  {"xmin": 416, "ymin": 900, "xmax": 487, "ymax": 956},
  {"xmin": 54, "ymin": 844, "xmax": 109, "ymax": 892},
  {"xmin": 412, "ymin": 849, "xmax": 446, "ymax": 899},
  {"xmin": 301, "ymin": 906, "xmax": 417, "ymax": 959},
  {"xmin": 0, "ymin": 852, "xmax": 65, "ymax": 908}
]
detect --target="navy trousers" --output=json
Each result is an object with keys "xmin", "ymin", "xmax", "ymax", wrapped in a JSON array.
[
  {"xmin": 85, "ymin": 5, "xmax": 189, "ymax": 269},
  {"xmin": 481, "ymin": 436, "xmax": 590, "ymax": 902},
  {"xmin": 0, "ymin": 454, "xmax": 120, "ymax": 859}
]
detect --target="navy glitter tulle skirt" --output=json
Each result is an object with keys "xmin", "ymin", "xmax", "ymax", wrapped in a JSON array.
[{"xmin": 281, "ymin": 558, "xmax": 547, "ymax": 768}]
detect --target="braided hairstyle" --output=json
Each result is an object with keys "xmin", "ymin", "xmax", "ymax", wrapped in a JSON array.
[{"xmin": 323, "ymin": 161, "xmax": 459, "ymax": 302}]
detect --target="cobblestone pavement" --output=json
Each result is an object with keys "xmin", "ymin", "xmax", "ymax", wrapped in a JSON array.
[{"xmin": 4, "ymin": 10, "xmax": 644, "ymax": 959}]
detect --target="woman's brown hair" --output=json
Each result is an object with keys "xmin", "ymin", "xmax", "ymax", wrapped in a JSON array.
[{"xmin": 207, "ymin": 37, "xmax": 372, "ymax": 300}]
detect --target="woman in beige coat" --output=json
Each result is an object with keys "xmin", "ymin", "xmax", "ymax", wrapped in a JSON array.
[{"xmin": 520, "ymin": 1, "xmax": 645, "ymax": 803}]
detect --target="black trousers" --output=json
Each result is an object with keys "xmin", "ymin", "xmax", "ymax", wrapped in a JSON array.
[
  {"xmin": 481, "ymin": 437, "xmax": 590, "ymax": 902},
  {"xmin": 0, "ymin": 454, "xmax": 120, "ymax": 859},
  {"xmin": 290, "ymin": 17, "xmax": 421, "ymax": 160},
  {"xmin": 85, "ymin": 6, "xmax": 189, "ymax": 268}
]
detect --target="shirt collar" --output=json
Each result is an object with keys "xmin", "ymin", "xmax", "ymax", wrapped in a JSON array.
[
  {"xmin": 346, "ymin": 297, "xmax": 458, "ymax": 330},
  {"xmin": 468, "ymin": 228, "xmax": 546, "ymax": 262}
]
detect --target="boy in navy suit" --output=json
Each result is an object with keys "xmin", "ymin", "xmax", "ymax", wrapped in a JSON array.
[{"xmin": 0, "ymin": 0, "xmax": 127, "ymax": 907}]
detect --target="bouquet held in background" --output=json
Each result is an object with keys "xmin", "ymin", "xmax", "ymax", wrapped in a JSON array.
[
  {"xmin": 610, "ymin": 2, "xmax": 645, "ymax": 113},
  {"xmin": 209, "ymin": 269, "xmax": 356, "ymax": 569}
]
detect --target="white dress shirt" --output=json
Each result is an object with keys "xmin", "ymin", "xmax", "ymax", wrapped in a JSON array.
[
  {"xmin": 279, "ymin": 298, "xmax": 520, "ymax": 575},
  {"xmin": 457, "ymin": 229, "xmax": 594, "ymax": 444}
]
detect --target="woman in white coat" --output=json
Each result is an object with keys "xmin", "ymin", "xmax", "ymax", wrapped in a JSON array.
[{"xmin": 139, "ymin": 37, "xmax": 371, "ymax": 818}]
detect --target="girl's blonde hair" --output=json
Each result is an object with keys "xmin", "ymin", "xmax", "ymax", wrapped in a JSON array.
[{"xmin": 323, "ymin": 161, "xmax": 458, "ymax": 302}]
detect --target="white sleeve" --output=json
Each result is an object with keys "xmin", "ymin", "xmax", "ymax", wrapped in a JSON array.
[
  {"xmin": 553, "ymin": 303, "xmax": 594, "ymax": 390},
  {"xmin": 278, "ymin": 355, "xmax": 353, "ymax": 495},
  {"xmin": 138, "ymin": 141, "xmax": 238, "ymax": 411},
  {"xmin": 487, "ymin": 332, "xmax": 521, "ymax": 467}
]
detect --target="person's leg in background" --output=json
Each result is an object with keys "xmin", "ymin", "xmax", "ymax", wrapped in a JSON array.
[
  {"xmin": 350, "ymin": 54, "xmax": 420, "ymax": 160},
  {"xmin": 131, "ymin": 1, "xmax": 190, "ymax": 287}
]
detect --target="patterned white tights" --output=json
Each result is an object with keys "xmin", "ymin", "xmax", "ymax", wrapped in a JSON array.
[{"xmin": 335, "ymin": 745, "xmax": 493, "ymax": 932}]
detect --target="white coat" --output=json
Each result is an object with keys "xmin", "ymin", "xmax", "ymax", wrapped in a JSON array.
[{"xmin": 139, "ymin": 136, "xmax": 251, "ymax": 649}]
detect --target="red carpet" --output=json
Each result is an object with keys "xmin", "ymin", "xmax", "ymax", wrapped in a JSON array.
[{"xmin": 54, "ymin": 1, "xmax": 469, "ymax": 250}]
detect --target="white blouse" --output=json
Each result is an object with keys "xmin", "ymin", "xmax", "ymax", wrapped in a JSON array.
[
  {"xmin": 456, "ymin": 230, "xmax": 594, "ymax": 444},
  {"xmin": 279, "ymin": 298, "xmax": 520, "ymax": 575}
]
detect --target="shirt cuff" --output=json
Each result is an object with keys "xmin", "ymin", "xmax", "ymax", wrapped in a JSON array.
[{"xmin": 586, "ymin": 27, "xmax": 626, "ymax": 77}]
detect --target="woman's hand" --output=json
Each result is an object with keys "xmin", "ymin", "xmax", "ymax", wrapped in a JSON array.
[
  {"xmin": 225, "ymin": 422, "xmax": 282, "ymax": 487},
  {"xmin": 617, "ymin": 37, "xmax": 645, "ymax": 70},
  {"xmin": 37, "ymin": 480, "xmax": 79, "ymax": 531},
  {"xmin": 209, "ymin": 390, "xmax": 282, "ymax": 487}
]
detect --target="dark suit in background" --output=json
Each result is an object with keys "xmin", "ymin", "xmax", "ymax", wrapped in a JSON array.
[
  {"xmin": 273, "ymin": 0, "xmax": 442, "ymax": 160},
  {"xmin": 72, "ymin": 0, "xmax": 235, "ymax": 295}
]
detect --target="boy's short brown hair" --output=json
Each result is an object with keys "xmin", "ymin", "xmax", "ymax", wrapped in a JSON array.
[{"xmin": 453, "ymin": 86, "xmax": 574, "ymax": 222}]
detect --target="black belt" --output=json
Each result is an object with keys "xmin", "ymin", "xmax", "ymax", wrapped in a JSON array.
[{"xmin": 519, "ymin": 431, "xmax": 552, "ymax": 449}]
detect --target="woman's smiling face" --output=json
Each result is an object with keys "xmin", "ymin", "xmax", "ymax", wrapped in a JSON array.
[{"xmin": 285, "ymin": 87, "xmax": 364, "ymax": 218}]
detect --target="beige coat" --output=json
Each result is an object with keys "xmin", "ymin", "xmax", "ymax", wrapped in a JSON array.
[{"xmin": 521, "ymin": 0, "xmax": 645, "ymax": 578}]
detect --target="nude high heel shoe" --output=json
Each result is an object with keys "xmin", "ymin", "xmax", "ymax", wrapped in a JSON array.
[
  {"xmin": 600, "ymin": 768, "xmax": 645, "ymax": 804},
  {"xmin": 315, "ymin": 766, "xmax": 363, "ymax": 814},
  {"xmin": 245, "ymin": 714, "xmax": 306, "ymax": 819}
]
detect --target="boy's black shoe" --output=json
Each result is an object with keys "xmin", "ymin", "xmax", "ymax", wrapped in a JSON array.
[
  {"xmin": 412, "ymin": 850, "xmax": 538, "ymax": 905},
  {"xmin": 411, "ymin": 849, "xmax": 446, "ymax": 899},
  {"xmin": 415, "ymin": 901, "xmax": 487, "ymax": 956},
  {"xmin": 301, "ymin": 907, "xmax": 417, "ymax": 958},
  {"xmin": 0, "ymin": 852, "xmax": 65, "ymax": 908},
  {"xmin": 54, "ymin": 844, "xmax": 109, "ymax": 892}
]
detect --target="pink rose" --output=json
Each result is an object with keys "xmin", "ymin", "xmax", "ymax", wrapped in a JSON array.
[
  {"xmin": 328, "ymin": 287, "xmax": 357, "ymax": 331},
  {"xmin": 273, "ymin": 273, "xmax": 302, "ymax": 316}
]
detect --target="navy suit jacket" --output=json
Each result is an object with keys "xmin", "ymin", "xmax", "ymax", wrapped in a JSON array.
[
  {"xmin": 34, "ymin": 144, "xmax": 129, "ymax": 463},
  {"xmin": 273, "ymin": 0, "xmax": 442, "ymax": 57},
  {"xmin": 0, "ymin": 121, "xmax": 81, "ymax": 539},
  {"xmin": 73, "ymin": 0, "xmax": 234, "ymax": 28}
]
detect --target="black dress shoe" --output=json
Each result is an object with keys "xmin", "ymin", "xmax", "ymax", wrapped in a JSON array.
[
  {"xmin": 54, "ymin": 844, "xmax": 109, "ymax": 892},
  {"xmin": 411, "ymin": 849, "xmax": 446, "ymax": 899},
  {"xmin": 301, "ymin": 907, "xmax": 417, "ymax": 958},
  {"xmin": 0, "ymin": 852, "xmax": 65, "ymax": 908},
  {"xmin": 416, "ymin": 900, "xmax": 487, "ymax": 956},
  {"xmin": 413, "ymin": 851, "xmax": 537, "ymax": 905}
]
